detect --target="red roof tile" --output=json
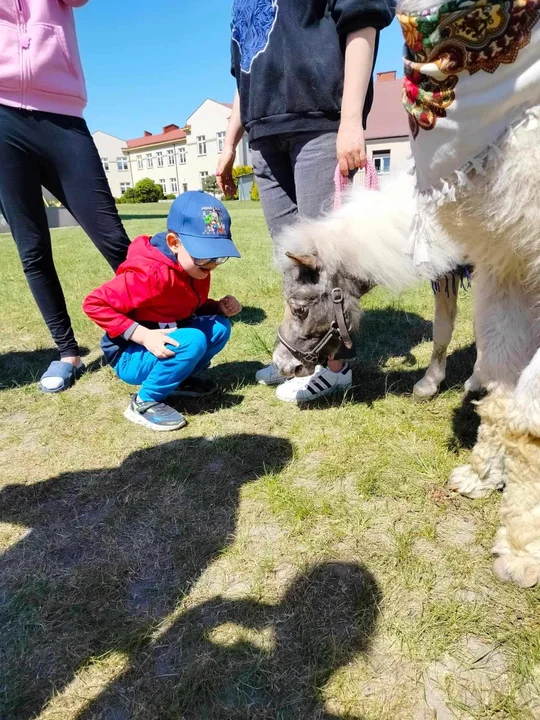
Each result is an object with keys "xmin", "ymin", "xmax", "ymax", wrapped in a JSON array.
[
  {"xmin": 126, "ymin": 127, "xmax": 187, "ymax": 149},
  {"xmin": 365, "ymin": 77, "xmax": 409, "ymax": 141}
]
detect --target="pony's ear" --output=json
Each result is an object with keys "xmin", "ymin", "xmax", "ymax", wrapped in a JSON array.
[{"xmin": 285, "ymin": 251, "xmax": 320, "ymax": 271}]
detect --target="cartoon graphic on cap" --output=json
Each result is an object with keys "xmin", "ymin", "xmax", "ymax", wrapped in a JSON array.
[{"xmin": 202, "ymin": 207, "xmax": 227, "ymax": 236}]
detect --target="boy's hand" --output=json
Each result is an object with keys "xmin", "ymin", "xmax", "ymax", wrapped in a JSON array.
[
  {"xmin": 219, "ymin": 295, "xmax": 242, "ymax": 317},
  {"xmin": 133, "ymin": 327, "xmax": 180, "ymax": 359}
]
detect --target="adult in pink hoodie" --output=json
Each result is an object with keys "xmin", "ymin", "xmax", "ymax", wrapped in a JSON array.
[{"xmin": 0, "ymin": 0, "xmax": 130, "ymax": 392}]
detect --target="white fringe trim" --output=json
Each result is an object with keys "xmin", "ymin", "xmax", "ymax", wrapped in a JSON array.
[{"xmin": 407, "ymin": 104, "xmax": 540, "ymax": 266}]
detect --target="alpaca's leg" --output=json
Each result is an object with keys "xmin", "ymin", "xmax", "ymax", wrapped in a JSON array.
[
  {"xmin": 448, "ymin": 389, "xmax": 509, "ymax": 498},
  {"xmin": 492, "ymin": 432, "xmax": 540, "ymax": 588},
  {"xmin": 464, "ymin": 345, "xmax": 483, "ymax": 395},
  {"xmin": 449, "ymin": 272, "xmax": 529, "ymax": 498},
  {"xmin": 507, "ymin": 348, "xmax": 540, "ymax": 437},
  {"xmin": 413, "ymin": 274, "xmax": 458, "ymax": 400}
]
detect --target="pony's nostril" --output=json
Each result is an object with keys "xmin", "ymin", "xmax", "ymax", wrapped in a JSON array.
[{"xmin": 294, "ymin": 364, "xmax": 305, "ymax": 377}]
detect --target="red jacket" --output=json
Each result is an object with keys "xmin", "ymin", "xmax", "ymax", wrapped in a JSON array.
[{"xmin": 83, "ymin": 235, "xmax": 220, "ymax": 338}]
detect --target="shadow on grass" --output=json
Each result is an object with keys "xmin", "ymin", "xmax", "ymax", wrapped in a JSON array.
[
  {"xmin": 0, "ymin": 346, "xmax": 102, "ymax": 391},
  {"xmin": 168, "ymin": 360, "xmax": 266, "ymax": 416},
  {"xmin": 211, "ymin": 359, "xmax": 266, "ymax": 391},
  {"xmin": 0, "ymin": 433, "xmax": 381, "ymax": 719},
  {"xmin": 0, "ymin": 433, "xmax": 294, "ymax": 719},
  {"xmin": 77, "ymin": 562, "xmax": 381, "ymax": 720},
  {"xmin": 448, "ymin": 388, "xmax": 486, "ymax": 453},
  {"xmin": 355, "ymin": 307, "xmax": 432, "ymax": 369},
  {"xmin": 230, "ymin": 305, "xmax": 267, "ymax": 326}
]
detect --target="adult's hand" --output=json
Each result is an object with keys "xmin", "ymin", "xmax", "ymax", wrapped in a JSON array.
[
  {"xmin": 216, "ymin": 147, "xmax": 236, "ymax": 197},
  {"xmin": 337, "ymin": 120, "xmax": 366, "ymax": 177}
]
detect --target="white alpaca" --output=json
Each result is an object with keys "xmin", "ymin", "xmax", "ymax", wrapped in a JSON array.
[{"xmin": 278, "ymin": 113, "xmax": 540, "ymax": 586}]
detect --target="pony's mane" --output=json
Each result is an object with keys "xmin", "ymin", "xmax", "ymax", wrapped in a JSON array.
[{"xmin": 275, "ymin": 173, "xmax": 464, "ymax": 292}]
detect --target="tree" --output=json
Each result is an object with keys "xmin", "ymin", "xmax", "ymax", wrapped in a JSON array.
[
  {"xmin": 224, "ymin": 165, "xmax": 254, "ymax": 201},
  {"xmin": 117, "ymin": 178, "xmax": 164, "ymax": 204},
  {"xmin": 202, "ymin": 175, "xmax": 219, "ymax": 196}
]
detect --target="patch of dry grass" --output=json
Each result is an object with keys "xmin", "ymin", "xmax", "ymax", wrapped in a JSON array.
[{"xmin": 1, "ymin": 203, "xmax": 540, "ymax": 719}]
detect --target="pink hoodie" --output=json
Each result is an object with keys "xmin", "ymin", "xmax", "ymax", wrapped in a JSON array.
[{"xmin": 0, "ymin": 0, "xmax": 89, "ymax": 118}]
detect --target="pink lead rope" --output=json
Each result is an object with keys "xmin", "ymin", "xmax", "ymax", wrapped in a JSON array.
[{"xmin": 333, "ymin": 158, "xmax": 379, "ymax": 210}]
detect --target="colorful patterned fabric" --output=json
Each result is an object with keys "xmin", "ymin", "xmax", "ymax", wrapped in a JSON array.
[{"xmin": 397, "ymin": 0, "xmax": 540, "ymax": 196}]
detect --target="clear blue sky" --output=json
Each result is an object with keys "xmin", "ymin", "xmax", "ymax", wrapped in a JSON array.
[{"xmin": 77, "ymin": 0, "xmax": 404, "ymax": 140}]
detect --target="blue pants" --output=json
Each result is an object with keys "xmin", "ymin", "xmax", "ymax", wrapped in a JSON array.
[{"xmin": 114, "ymin": 316, "xmax": 231, "ymax": 403}]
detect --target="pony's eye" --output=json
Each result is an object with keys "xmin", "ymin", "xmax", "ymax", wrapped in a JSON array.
[{"xmin": 290, "ymin": 302, "xmax": 308, "ymax": 319}]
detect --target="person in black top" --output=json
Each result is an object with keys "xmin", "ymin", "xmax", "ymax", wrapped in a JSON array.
[{"xmin": 217, "ymin": 0, "xmax": 395, "ymax": 403}]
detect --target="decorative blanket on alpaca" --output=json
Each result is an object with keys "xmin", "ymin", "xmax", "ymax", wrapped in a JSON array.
[
  {"xmin": 398, "ymin": 0, "xmax": 540, "ymax": 196},
  {"xmin": 397, "ymin": 0, "xmax": 540, "ymax": 264}
]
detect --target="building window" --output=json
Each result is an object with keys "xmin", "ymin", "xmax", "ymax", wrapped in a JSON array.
[
  {"xmin": 146, "ymin": 153, "xmax": 153, "ymax": 169},
  {"xmin": 200, "ymin": 170, "xmax": 209, "ymax": 188},
  {"xmin": 372, "ymin": 151, "xmax": 391, "ymax": 174},
  {"xmin": 182, "ymin": 182, "xmax": 188, "ymax": 193},
  {"xmin": 167, "ymin": 149, "xmax": 175, "ymax": 166},
  {"xmin": 117, "ymin": 156, "xmax": 128, "ymax": 171},
  {"xmin": 120, "ymin": 182, "xmax": 131, "ymax": 195},
  {"xmin": 137, "ymin": 155, "xmax": 143, "ymax": 170},
  {"xmin": 158, "ymin": 179, "xmax": 167, "ymax": 194},
  {"xmin": 101, "ymin": 157, "xmax": 109, "ymax": 172},
  {"xmin": 156, "ymin": 151, "xmax": 164, "ymax": 168},
  {"xmin": 217, "ymin": 131, "xmax": 226, "ymax": 153},
  {"xmin": 178, "ymin": 147, "xmax": 186, "ymax": 164},
  {"xmin": 170, "ymin": 177, "xmax": 178, "ymax": 194},
  {"xmin": 197, "ymin": 135, "xmax": 207, "ymax": 156}
]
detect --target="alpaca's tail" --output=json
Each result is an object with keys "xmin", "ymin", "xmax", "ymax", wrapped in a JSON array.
[{"xmin": 276, "ymin": 173, "xmax": 465, "ymax": 293}]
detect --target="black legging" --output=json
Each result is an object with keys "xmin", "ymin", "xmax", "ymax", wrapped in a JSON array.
[{"xmin": 0, "ymin": 104, "xmax": 130, "ymax": 357}]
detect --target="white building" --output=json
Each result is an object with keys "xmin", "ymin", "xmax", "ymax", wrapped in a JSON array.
[
  {"xmin": 92, "ymin": 99, "xmax": 250, "ymax": 199},
  {"xmin": 92, "ymin": 130, "xmax": 132, "ymax": 198},
  {"xmin": 93, "ymin": 78, "xmax": 409, "ymax": 199}
]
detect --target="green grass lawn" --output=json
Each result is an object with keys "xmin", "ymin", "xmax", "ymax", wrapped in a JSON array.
[{"xmin": 1, "ymin": 202, "xmax": 539, "ymax": 720}]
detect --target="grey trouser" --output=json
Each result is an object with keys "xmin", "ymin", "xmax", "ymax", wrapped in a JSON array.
[
  {"xmin": 251, "ymin": 130, "xmax": 355, "ymax": 360},
  {"xmin": 250, "ymin": 130, "xmax": 338, "ymax": 239}
]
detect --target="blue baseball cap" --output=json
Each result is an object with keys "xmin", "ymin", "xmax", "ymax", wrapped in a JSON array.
[{"xmin": 167, "ymin": 190, "xmax": 240, "ymax": 260}]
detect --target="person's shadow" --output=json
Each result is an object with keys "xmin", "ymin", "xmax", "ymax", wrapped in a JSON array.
[
  {"xmin": 77, "ymin": 561, "xmax": 381, "ymax": 719},
  {"xmin": 0, "ymin": 433, "xmax": 293, "ymax": 720}
]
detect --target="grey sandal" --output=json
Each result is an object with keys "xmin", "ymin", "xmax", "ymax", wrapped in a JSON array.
[{"xmin": 39, "ymin": 361, "xmax": 86, "ymax": 394}]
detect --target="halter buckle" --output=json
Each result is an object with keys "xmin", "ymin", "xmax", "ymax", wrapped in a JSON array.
[{"xmin": 332, "ymin": 288, "xmax": 344, "ymax": 304}]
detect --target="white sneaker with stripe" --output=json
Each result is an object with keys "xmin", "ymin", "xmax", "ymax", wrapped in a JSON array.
[{"xmin": 275, "ymin": 363, "xmax": 352, "ymax": 403}]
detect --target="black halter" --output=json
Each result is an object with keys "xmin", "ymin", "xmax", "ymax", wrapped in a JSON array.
[{"xmin": 276, "ymin": 288, "xmax": 353, "ymax": 366}]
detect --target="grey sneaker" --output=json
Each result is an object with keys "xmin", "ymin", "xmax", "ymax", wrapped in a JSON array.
[
  {"xmin": 255, "ymin": 363, "xmax": 288, "ymax": 386},
  {"xmin": 124, "ymin": 395, "xmax": 187, "ymax": 432}
]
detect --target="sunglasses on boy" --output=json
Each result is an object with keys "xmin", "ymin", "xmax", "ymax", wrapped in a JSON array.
[{"xmin": 193, "ymin": 256, "xmax": 229, "ymax": 268}]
